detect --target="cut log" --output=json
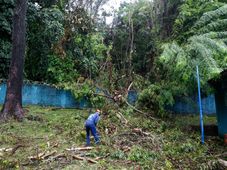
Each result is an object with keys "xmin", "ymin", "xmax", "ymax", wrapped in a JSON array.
[
  {"xmin": 72, "ymin": 155, "xmax": 84, "ymax": 161},
  {"xmin": 28, "ymin": 150, "xmax": 57, "ymax": 161},
  {"xmin": 72, "ymin": 154, "xmax": 99, "ymax": 164},
  {"xmin": 66, "ymin": 147, "xmax": 94, "ymax": 152},
  {"xmin": 42, "ymin": 150, "xmax": 57, "ymax": 159},
  {"xmin": 87, "ymin": 158, "xmax": 98, "ymax": 164},
  {"xmin": 52, "ymin": 153, "xmax": 67, "ymax": 160}
]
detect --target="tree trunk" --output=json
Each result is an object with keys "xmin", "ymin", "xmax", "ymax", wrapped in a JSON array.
[
  {"xmin": 128, "ymin": 14, "xmax": 134, "ymax": 84},
  {"xmin": 127, "ymin": 9, "xmax": 134, "ymax": 85},
  {"xmin": 0, "ymin": 0, "xmax": 27, "ymax": 121}
]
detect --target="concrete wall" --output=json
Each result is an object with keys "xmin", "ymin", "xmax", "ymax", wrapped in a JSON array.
[
  {"xmin": 0, "ymin": 83, "xmax": 217, "ymax": 115},
  {"xmin": 0, "ymin": 83, "xmax": 89, "ymax": 108},
  {"xmin": 169, "ymin": 95, "xmax": 216, "ymax": 115}
]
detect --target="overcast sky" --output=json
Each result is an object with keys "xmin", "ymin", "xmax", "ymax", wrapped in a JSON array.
[
  {"xmin": 102, "ymin": 0, "xmax": 134, "ymax": 24},
  {"xmin": 104, "ymin": 0, "xmax": 132, "ymax": 9}
]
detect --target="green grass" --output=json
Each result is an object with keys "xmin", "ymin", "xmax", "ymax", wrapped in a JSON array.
[{"xmin": 0, "ymin": 106, "xmax": 225, "ymax": 169}]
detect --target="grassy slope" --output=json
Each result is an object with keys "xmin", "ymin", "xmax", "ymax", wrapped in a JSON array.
[{"xmin": 0, "ymin": 106, "xmax": 226, "ymax": 170}]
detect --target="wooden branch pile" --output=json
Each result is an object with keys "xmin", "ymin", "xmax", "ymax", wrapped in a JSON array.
[{"xmin": 26, "ymin": 146, "xmax": 109, "ymax": 165}]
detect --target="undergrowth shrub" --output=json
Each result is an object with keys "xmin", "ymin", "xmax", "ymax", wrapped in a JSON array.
[
  {"xmin": 0, "ymin": 160, "xmax": 18, "ymax": 169},
  {"xmin": 111, "ymin": 150, "xmax": 126, "ymax": 159},
  {"xmin": 60, "ymin": 79, "xmax": 106, "ymax": 108},
  {"xmin": 128, "ymin": 146, "xmax": 160, "ymax": 168},
  {"xmin": 137, "ymin": 83, "xmax": 174, "ymax": 117}
]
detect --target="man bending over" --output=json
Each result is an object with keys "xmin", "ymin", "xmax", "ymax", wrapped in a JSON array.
[{"xmin": 85, "ymin": 109, "xmax": 101, "ymax": 146}]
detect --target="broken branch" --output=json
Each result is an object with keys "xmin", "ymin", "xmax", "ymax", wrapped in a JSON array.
[
  {"xmin": 52, "ymin": 153, "xmax": 67, "ymax": 160},
  {"xmin": 124, "ymin": 99, "xmax": 158, "ymax": 121},
  {"xmin": 116, "ymin": 112, "xmax": 128, "ymax": 125},
  {"xmin": 94, "ymin": 153, "xmax": 110, "ymax": 160},
  {"xmin": 66, "ymin": 147, "xmax": 94, "ymax": 152},
  {"xmin": 72, "ymin": 155, "xmax": 98, "ymax": 164},
  {"xmin": 11, "ymin": 144, "xmax": 26, "ymax": 155},
  {"xmin": 72, "ymin": 155, "xmax": 84, "ymax": 161},
  {"xmin": 28, "ymin": 150, "xmax": 57, "ymax": 161}
]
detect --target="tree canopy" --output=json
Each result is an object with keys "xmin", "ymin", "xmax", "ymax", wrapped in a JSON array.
[{"xmin": 0, "ymin": 0, "xmax": 227, "ymax": 115}]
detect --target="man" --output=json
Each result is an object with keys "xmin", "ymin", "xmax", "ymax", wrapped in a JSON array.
[{"xmin": 85, "ymin": 109, "xmax": 101, "ymax": 146}]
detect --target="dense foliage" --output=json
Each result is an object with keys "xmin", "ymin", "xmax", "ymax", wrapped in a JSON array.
[
  {"xmin": 0, "ymin": 0, "xmax": 227, "ymax": 111},
  {"xmin": 26, "ymin": 4, "xmax": 65, "ymax": 81},
  {"xmin": 0, "ymin": 0, "xmax": 14, "ymax": 78},
  {"xmin": 138, "ymin": 0, "xmax": 227, "ymax": 113},
  {"xmin": 155, "ymin": 2, "xmax": 226, "ymax": 111}
]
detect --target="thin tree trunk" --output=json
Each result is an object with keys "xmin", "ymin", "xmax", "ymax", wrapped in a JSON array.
[
  {"xmin": 0, "ymin": 0, "xmax": 27, "ymax": 121},
  {"xmin": 108, "ymin": 61, "xmax": 113, "ymax": 92},
  {"xmin": 129, "ymin": 15, "xmax": 134, "ymax": 84},
  {"xmin": 127, "ymin": 8, "xmax": 134, "ymax": 85}
]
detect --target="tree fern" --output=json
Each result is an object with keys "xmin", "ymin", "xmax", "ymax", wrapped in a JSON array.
[
  {"xmin": 158, "ymin": 4, "xmax": 227, "ymax": 96},
  {"xmin": 194, "ymin": 4, "xmax": 227, "ymax": 29},
  {"xmin": 198, "ymin": 19, "xmax": 227, "ymax": 33},
  {"xmin": 189, "ymin": 35, "xmax": 227, "ymax": 54},
  {"xmin": 202, "ymin": 31, "xmax": 227, "ymax": 39}
]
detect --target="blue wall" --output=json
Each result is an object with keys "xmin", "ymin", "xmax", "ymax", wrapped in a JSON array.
[
  {"xmin": 0, "ymin": 83, "xmax": 89, "ymax": 108},
  {"xmin": 0, "ymin": 83, "xmax": 138, "ymax": 108},
  {"xmin": 123, "ymin": 89, "xmax": 216, "ymax": 114},
  {"xmin": 169, "ymin": 95, "xmax": 216, "ymax": 115},
  {"xmin": 0, "ymin": 83, "xmax": 216, "ymax": 114},
  {"xmin": 125, "ymin": 90, "xmax": 216, "ymax": 114}
]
